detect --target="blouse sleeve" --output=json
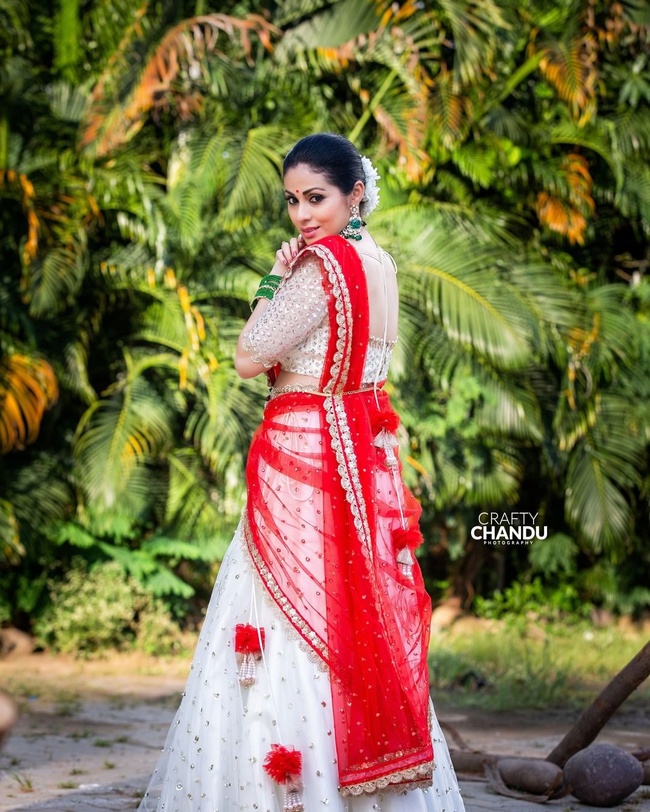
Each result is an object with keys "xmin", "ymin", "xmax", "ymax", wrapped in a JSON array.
[{"xmin": 242, "ymin": 255, "xmax": 328, "ymax": 368}]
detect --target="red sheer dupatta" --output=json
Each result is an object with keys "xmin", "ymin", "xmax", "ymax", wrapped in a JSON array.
[{"xmin": 244, "ymin": 235, "xmax": 433, "ymax": 795}]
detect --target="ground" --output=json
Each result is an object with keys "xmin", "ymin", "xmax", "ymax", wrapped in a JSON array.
[{"xmin": 0, "ymin": 652, "xmax": 648, "ymax": 812}]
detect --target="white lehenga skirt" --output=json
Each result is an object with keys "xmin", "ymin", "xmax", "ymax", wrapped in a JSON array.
[{"xmin": 138, "ymin": 524, "xmax": 465, "ymax": 812}]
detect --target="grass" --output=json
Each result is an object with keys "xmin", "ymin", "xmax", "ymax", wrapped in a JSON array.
[
  {"xmin": 12, "ymin": 772, "xmax": 34, "ymax": 792},
  {"xmin": 429, "ymin": 616, "xmax": 650, "ymax": 711},
  {"xmin": 54, "ymin": 691, "xmax": 82, "ymax": 716}
]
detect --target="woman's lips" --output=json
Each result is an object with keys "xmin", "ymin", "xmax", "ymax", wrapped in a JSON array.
[{"xmin": 302, "ymin": 227, "xmax": 319, "ymax": 239}]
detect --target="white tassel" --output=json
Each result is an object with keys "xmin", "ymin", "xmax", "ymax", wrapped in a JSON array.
[
  {"xmin": 373, "ymin": 428, "xmax": 399, "ymax": 468},
  {"xmin": 284, "ymin": 788, "xmax": 304, "ymax": 811},
  {"xmin": 237, "ymin": 652, "xmax": 257, "ymax": 687},
  {"xmin": 396, "ymin": 547, "xmax": 414, "ymax": 579}
]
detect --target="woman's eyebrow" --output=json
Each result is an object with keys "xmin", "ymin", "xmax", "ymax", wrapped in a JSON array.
[{"xmin": 284, "ymin": 187, "xmax": 327, "ymax": 195}]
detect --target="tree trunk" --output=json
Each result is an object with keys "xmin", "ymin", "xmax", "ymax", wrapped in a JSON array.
[
  {"xmin": 547, "ymin": 639, "xmax": 650, "ymax": 767},
  {"xmin": 55, "ymin": 0, "xmax": 81, "ymax": 82},
  {"xmin": 0, "ymin": 114, "xmax": 7, "ymax": 171}
]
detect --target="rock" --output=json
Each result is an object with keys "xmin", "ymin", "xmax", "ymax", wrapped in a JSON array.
[
  {"xmin": 498, "ymin": 757, "xmax": 563, "ymax": 795},
  {"xmin": 564, "ymin": 743, "xmax": 644, "ymax": 807},
  {"xmin": 430, "ymin": 597, "xmax": 463, "ymax": 631},
  {"xmin": 590, "ymin": 607, "xmax": 614, "ymax": 627},
  {"xmin": 642, "ymin": 759, "xmax": 650, "ymax": 785},
  {"xmin": 0, "ymin": 627, "xmax": 34, "ymax": 659}
]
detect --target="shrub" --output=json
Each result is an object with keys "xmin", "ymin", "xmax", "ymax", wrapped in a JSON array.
[{"xmin": 34, "ymin": 559, "xmax": 182, "ymax": 657}]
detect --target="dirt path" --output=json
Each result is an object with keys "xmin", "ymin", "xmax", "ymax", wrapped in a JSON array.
[{"xmin": 0, "ymin": 653, "xmax": 649, "ymax": 811}]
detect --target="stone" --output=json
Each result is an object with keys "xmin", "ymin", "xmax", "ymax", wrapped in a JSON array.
[
  {"xmin": 0, "ymin": 627, "xmax": 34, "ymax": 659},
  {"xmin": 498, "ymin": 757, "xmax": 563, "ymax": 795},
  {"xmin": 642, "ymin": 759, "xmax": 650, "ymax": 785},
  {"xmin": 430, "ymin": 597, "xmax": 463, "ymax": 631},
  {"xmin": 564, "ymin": 743, "xmax": 644, "ymax": 807}
]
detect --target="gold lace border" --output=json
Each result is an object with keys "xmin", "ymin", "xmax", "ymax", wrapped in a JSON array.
[{"xmin": 338, "ymin": 759, "xmax": 434, "ymax": 797}]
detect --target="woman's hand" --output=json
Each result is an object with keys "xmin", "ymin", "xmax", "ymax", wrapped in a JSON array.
[{"xmin": 273, "ymin": 235, "xmax": 304, "ymax": 274}]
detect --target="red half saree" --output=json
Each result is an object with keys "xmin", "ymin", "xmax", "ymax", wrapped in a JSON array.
[{"xmin": 244, "ymin": 236, "xmax": 433, "ymax": 796}]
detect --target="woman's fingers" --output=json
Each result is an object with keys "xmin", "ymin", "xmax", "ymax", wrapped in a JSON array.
[{"xmin": 276, "ymin": 236, "xmax": 304, "ymax": 266}]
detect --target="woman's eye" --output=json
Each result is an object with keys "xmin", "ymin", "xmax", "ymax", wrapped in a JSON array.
[
  {"xmin": 285, "ymin": 196, "xmax": 297, "ymax": 205},
  {"xmin": 310, "ymin": 195, "xmax": 324, "ymax": 203}
]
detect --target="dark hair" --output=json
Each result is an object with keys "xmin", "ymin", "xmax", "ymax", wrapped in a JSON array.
[{"xmin": 283, "ymin": 133, "xmax": 364, "ymax": 195}]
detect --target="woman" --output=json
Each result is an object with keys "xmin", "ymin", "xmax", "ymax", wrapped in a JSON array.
[{"xmin": 139, "ymin": 133, "xmax": 465, "ymax": 812}]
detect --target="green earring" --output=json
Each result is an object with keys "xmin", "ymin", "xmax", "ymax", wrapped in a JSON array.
[{"xmin": 340, "ymin": 204, "xmax": 363, "ymax": 241}]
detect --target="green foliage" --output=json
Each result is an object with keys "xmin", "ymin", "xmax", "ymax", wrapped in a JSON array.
[
  {"xmin": 34, "ymin": 560, "xmax": 183, "ymax": 657},
  {"xmin": 429, "ymin": 621, "xmax": 650, "ymax": 711},
  {"xmin": 430, "ymin": 625, "xmax": 573, "ymax": 710},
  {"xmin": 473, "ymin": 577, "xmax": 590, "ymax": 622},
  {"xmin": 0, "ymin": 0, "xmax": 649, "ymax": 637}
]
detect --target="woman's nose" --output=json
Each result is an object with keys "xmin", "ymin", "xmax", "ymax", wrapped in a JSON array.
[{"xmin": 296, "ymin": 201, "xmax": 311, "ymax": 221}]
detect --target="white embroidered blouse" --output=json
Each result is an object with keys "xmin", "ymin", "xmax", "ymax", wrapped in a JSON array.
[{"xmin": 242, "ymin": 255, "xmax": 396, "ymax": 383}]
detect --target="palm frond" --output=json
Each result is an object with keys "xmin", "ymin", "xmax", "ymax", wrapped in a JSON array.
[
  {"xmin": 80, "ymin": 13, "xmax": 280, "ymax": 156},
  {"xmin": 218, "ymin": 126, "xmax": 287, "ymax": 228},
  {"xmin": 616, "ymin": 160, "xmax": 650, "ymax": 225},
  {"xmin": 0, "ymin": 0, "xmax": 30, "ymax": 51},
  {"xmin": 94, "ymin": 541, "xmax": 195, "ymax": 598},
  {"xmin": 165, "ymin": 448, "xmax": 239, "ymax": 551},
  {"xmin": 0, "ymin": 499, "xmax": 23, "ymax": 564},
  {"xmin": 429, "ymin": 64, "xmax": 471, "ymax": 149},
  {"xmin": 358, "ymin": 73, "xmax": 431, "ymax": 178},
  {"xmin": 565, "ymin": 449, "xmax": 632, "ymax": 554},
  {"xmin": 5, "ymin": 454, "xmax": 72, "ymax": 545},
  {"xmin": 464, "ymin": 447, "xmax": 523, "ymax": 506},
  {"xmin": 74, "ymin": 374, "xmax": 175, "ymax": 511},
  {"xmin": 534, "ymin": 33, "xmax": 598, "ymax": 123},
  {"xmin": 473, "ymin": 371, "xmax": 543, "ymax": 443},
  {"xmin": 82, "ymin": 0, "xmax": 148, "ymax": 71},
  {"xmin": 505, "ymin": 260, "xmax": 583, "ymax": 365},
  {"xmin": 437, "ymin": 0, "xmax": 510, "ymax": 89},
  {"xmin": 534, "ymin": 153, "xmax": 595, "ymax": 245},
  {"xmin": 0, "ymin": 354, "xmax": 59, "ymax": 453},
  {"xmin": 185, "ymin": 365, "xmax": 263, "ymax": 477},
  {"xmin": 0, "ymin": 168, "xmax": 41, "ymax": 264},
  {"xmin": 45, "ymin": 81, "xmax": 89, "ymax": 123},
  {"xmin": 277, "ymin": 0, "xmax": 387, "ymax": 53},
  {"xmin": 563, "ymin": 394, "xmax": 645, "ymax": 554},
  {"xmin": 611, "ymin": 108, "xmax": 650, "ymax": 157},
  {"xmin": 549, "ymin": 120, "xmax": 621, "ymax": 186},
  {"xmin": 583, "ymin": 284, "xmax": 639, "ymax": 378},
  {"xmin": 60, "ymin": 340, "xmax": 98, "ymax": 406},
  {"xmin": 399, "ymin": 225, "xmax": 534, "ymax": 369},
  {"xmin": 451, "ymin": 142, "xmax": 496, "ymax": 189},
  {"xmin": 23, "ymin": 231, "xmax": 89, "ymax": 317}
]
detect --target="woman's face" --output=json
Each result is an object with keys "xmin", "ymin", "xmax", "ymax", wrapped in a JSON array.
[{"xmin": 284, "ymin": 164, "xmax": 363, "ymax": 245}]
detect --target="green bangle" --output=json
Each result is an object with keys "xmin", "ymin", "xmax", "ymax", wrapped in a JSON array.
[
  {"xmin": 258, "ymin": 274, "xmax": 282, "ymax": 293},
  {"xmin": 250, "ymin": 274, "xmax": 283, "ymax": 310},
  {"xmin": 261, "ymin": 274, "xmax": 283, "ymax": 287}
]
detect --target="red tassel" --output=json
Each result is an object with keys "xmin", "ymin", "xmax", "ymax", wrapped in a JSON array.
[
  {"xmin": 263, "ymin": 744, "xmax": 305, "ymax": 812},
  {"xmin": 369, "ymin": 403, "xmax": 400, "ymax": 436},
  {"xmin": 234, "ymin": 624, "xmax": 265, "ymax": 655},
  {"xmin": 263, "ymin": 744, "xmax": 303, "ymax": 786},
  {"xmin": 234, "ymin": 624, "xmax": 266, "ymax": 687},
  {"xmin": 264, "ymin": 745, "xmax": 305, "ymax": 810},
  {"xmin": 393, "ymin": 525, "xmax": 424, "ymax": 551}
]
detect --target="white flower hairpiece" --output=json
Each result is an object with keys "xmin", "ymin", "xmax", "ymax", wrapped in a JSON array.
[{"xmin": 360, "ymin": 155, "xmax": 380, "ymax": 218}]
